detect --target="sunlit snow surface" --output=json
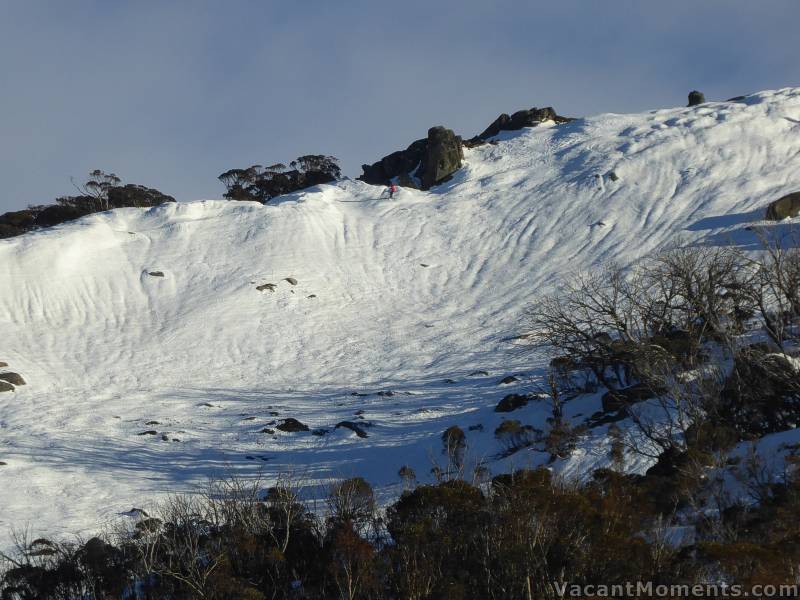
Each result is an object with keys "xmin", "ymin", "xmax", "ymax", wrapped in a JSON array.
[{"xmin": 3, "ymin": 87, "xmax": 800, "ymax": 543}]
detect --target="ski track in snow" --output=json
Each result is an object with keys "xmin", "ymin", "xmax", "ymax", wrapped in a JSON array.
[{"xmin": 2, "ymin": 87, "xmax": 800, "ymax": 544}]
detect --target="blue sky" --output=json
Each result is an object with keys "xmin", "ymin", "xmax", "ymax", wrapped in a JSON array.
[{"xmin": 1, "ymin": 0, "xmax": 799, "ymax": 212}]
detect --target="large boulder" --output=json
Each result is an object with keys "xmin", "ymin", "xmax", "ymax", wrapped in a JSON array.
[
  {"xmin": 687, "ymin": 91, "xmax": 706, "ymax": 106},
  {"xmin": 494, "ymin": 393, "xmax": 531, "ymax": 413},
  {"xmin": 765, "ymin": 192, "xmax": 800, "ymax": 220},
  {"xmin": 360, "ymin": 127, "xmax": 462, "ymax": 190},
  {"xmin": 421, "ymin": 126, "xmax": 463, "ymax": 189},
  {"xmin": 360, "ymin": 139, "xmax": 427, "ymax": 187}
]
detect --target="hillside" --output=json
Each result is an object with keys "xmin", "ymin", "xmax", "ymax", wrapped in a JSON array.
[{"xmin": 2, "ymin": 87, "xmax": 800, "ymax": 543}]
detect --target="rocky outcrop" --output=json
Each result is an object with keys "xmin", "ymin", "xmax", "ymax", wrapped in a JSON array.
[
  {"xmin": 466, "ymin": 106, "xmax": 573, "ymax": 146},
  {"xmin": 421, "ymin": 126, "xmax": 464, "ymax": 189},
  {"xmin": 687, "ymin": 91, "xmax": 706, "ymax": 106},
  {"xmin": 359, "ymin": 127, "xmax": 463, "ymax": 190},
  {"xmin": 765, "ymin": 192, "xmax": 800, "ymax": 220},
  {"xmin": 0, "ymin": 381, "xmax": 14, "ymax": 393}
]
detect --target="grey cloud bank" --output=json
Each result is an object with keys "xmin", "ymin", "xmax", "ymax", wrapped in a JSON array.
[{"xmin": 0, "ymin": 0, "xmax": 798, "ymax": 212}]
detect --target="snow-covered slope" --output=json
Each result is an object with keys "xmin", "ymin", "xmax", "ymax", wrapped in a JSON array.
[{"xmin": 3, "ymin": 87, "xmax": 800, "ymax": 542}]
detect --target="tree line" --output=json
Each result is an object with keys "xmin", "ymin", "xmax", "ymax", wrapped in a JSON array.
[{"xmin": 0, "ymin": 155, "xmax": 343, "ymax": 239}]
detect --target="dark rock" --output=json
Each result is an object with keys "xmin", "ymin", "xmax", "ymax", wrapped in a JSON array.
[
  {"xmin": 260, "ymin": 428, "xmax": 275, "ymax": 434},
  {"xmin": 0, "ymin": 362, "xmax": 6, "ymax": 367},
  {"xmin": 420, "ymin": 263, "xmax": 429, "ymax": 267},
  {"xmin": 256, "ymin": 283, "xmax": 277, "ymax": 292},
  {"xmin": 421, "ymin": 126, "xmax": 464, "ymax": 189},
  {"xmin": 494, "ymin": 393, "xmax": 531, "ymax": 413},
  {"xmin": 137, "ymin": 430, "xmax": 158, "ymax": 436},
  {"xmin": 476, "ymin": 113, "xmax": 512, "ymax": 140},
  {"xmin": 766, "ymin": 192, "xmax": 800, "ymax": 220},
  {"xmin": 336, "ymin": 421, "xmax": 369, "ymax": 438},
  {"xmin": 276, "ymin": 418, "xmax": 310, "ymax": 433},
  {"xmin": 601, "ymin": 384, "xmax": 663, "ymax": 412},
  {"xmin": 470, "ymin": 106, "xmax": 572, "ymax": 144},
  {"xmin": 145, "ymin": 421, "xmax": 160, "ymax": 425},
  {"xmin": 307, "ymin": 294, "xmax": 317, "ymax": 299},
  {"xmin": 242, "ymin": 416, "xmax": 257, "ymax": 421},
  {"xmin": 284, "ymin": 277, "xmax": 298, "ymax": 285},
  {"xmin": 161, "ymin": 435, "xmax": 169, "ymax": 441},
  {"xmin": 0, "ymin": 382, "xmax": 11, "ymax": 393},
  {"xmin": 469, "ymin": 370, "xmax": 489, "ymax": 376},
  {"xmin": 497, "ymin": 375, "xmax": 519, "ymax": 385},
  {"xmin": 147, "ymin": 271, "xmax": 164, "ymax": 278},
  {"xmin": 359, "ymin": 127, "xmax": 463, "ymax": 191},
  {"xmin": 107, "ymin": 184, "xmax": 175, "ymax": 208},
  {"xmin": 377, "ymin": 390, "xmax": 395, "ymax": 397},
  {"xmin": 607, "ymin": 171, "xmax": 619, "ymax": 182},
  {"xmin": 360, "ymin": 138, "xmax": 427, "ymax": 187},
  {"xmin": 687, "ymin": 91, "xmax": 706, "ymax": 106},
  {"xmin": 0, "ymin": 373, "xmax": 25, "ymax": 386}
]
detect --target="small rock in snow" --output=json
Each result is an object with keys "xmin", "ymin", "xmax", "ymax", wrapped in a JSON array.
[
  {"xmin": 0, "ymin": 373, "xmax": 25, "ymax": 386},
  {"xmin": 276, "ymin": 418, "xmax": 310, "ymax": 433}
]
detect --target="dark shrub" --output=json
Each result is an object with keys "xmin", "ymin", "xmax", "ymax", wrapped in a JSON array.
[{"xmin": 219, "ymin": 155, "xmax": 341, "ymax": 203}]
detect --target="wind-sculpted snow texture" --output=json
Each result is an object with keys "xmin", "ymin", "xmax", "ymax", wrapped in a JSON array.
[{"xmin": 2, "ymin": 87, "xmax": 800, "ymax": 544}]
